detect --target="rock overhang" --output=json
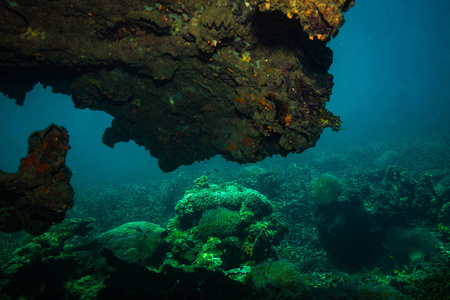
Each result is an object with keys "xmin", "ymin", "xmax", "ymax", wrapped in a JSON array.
[{"xmin": 0, "ymin": 0, "xmax": 354, "ymax": 172}]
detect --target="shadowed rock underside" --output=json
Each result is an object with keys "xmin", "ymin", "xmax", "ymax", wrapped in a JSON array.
[{"xmin": 0, "ymin": 0, "xmax": 354, "ymax": 171}]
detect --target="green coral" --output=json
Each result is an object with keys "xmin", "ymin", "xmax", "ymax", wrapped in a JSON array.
[
  {"xmin": 310, "ymin": 174, "xmax": 343, "ymax": 206},
  {"xmin": 165, "ymin": 226, "xmax": 198, "ymax": 263},
  {"xmin": 195, "ymin": 252, "xmax": 223, "ymax": 269},
  {"xmin": 3, "ymin": 218, "xmax": 95, "ymax": 275},
  {"xmin": 94, "ymin": 221, "xmax": 164, "ymax": 263},
  {"xmin": 193, "ymin": 237, "xmax": 223, "ymax": 269},
  {"xmin": 65, "ymin": 275, "xmax": 104, "ymax": 300},
  {"xmin": 246, "ymin": 260, "xmax": 309, "ymax": 297},
  {"xmin": 416, "ymin": 256, "xmax": 450, "ymax": 300},
  {"xmin": 197, "ymin": 206, "xmax": 241, "ymax": 238},
  {"xmin": 166, "ymin": 179, "xmax": 286, "ymax": 271},
  {"xmin": 194, "ymin": 175, "xmax": 210, "ymax": 189},
  {"xmin": 175, "ymin": 181, "xmax": 273, "ymax": 229},
  {"xmin": 436, "ymin": 223, "xmax": 450, "ymax": 242}
]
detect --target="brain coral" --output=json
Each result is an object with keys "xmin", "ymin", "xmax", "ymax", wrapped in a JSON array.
[{"xmin": 175, "ymin": 183, "xmax": 274, "ymax": 229}]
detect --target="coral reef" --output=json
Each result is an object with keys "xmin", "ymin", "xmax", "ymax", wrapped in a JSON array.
[
  {"xmin": 416, "ymin": 255, "xmax": 450, "ymax": 300},
  {"xmin": 168, "ymin": 177, "xmax": 288, "ymax": 269},
  {"xmin": 310, "ymin": 173, "xmax": 343, "ymax": 206},
  {"xmin": 68, "ymin": 174, "xmax": 193, "ymax": 232},
  {"xmin": 1, "ymin": 135, "xmax": 449, "ymax": 299},
  {"xmin": 197, "ymin": 207, "xmax": 242, "ymax": 238},
  {"xmin": 97, "ymin": 253, "xmax": 251, "ymax": 299},
  {"xmin": 1, "ymin": 218, "xmax": 97, "ymax": 299},
  {"xmin": 246, "ymin": 260, "xmax": 310, "ymax": 297},
  {"xmin": 0, "ymin": 0, "xmax": 351, "ymax": 171},
  {"xmin": 0, "ymin": 124, "xmax": 73, "ymax": 234},
  {"xmin": 381, "ymin": 167, "xmax": 443, "ymax": 221},
  {"xmin": 175, "ymin": 178, "xmax": 275, "ymax": 229},
  {"xmin": 92, "ymin": 221, "xmax": 166, "ymax": 263},
  {"xmin": 313, "ymin": 181, "xmax": 442, "ymax": 272}
]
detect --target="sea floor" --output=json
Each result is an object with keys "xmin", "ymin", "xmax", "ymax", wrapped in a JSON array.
[{"xmin": 1, "ymin": 134, "xmax": 449, "ymax": 299}]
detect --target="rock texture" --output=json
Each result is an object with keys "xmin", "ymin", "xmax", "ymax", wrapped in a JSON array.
[
  {"xmin": 0, "ymin": 0, "xmax": 353, "ymax": 171},
  {"xmin": 0, "ymin": 124, "xmax": 73, "ymax": 234}
]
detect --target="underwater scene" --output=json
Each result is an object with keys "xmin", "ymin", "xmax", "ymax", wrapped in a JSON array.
[{"xmin": 1, "ymin": 0, "xmax": 450, "ymax": 299}]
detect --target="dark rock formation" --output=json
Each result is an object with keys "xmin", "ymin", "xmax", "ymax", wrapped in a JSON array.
[
  {"xmin": 0, "ymin": 124, "xmax": 73, "ymax": 234},
  {"xmin": 98, "ymin": 250, "xmax": 251, "ymax": 300},
  {"xmin": 1, "ymin": 218, "xmax": 96, "ymax": 299},
  {"xmin": 314, "ymin": 169, "xmax": 443, "ymax": 272},
  {"xmin": 0, "ymin": 0, "xmax": 353, "ymax": 171}
]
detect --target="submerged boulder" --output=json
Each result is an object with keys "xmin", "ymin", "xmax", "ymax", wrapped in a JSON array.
[
  {"xmin": 382, "ymin": 227, "xmax": 441, "ymax": 268},
  {"xmin": 94, "ymin": 221, "xmax": 165, "ymax": 263}
]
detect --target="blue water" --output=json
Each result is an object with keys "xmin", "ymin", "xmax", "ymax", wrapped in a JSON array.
[
  {"xmin": 326, "ymin": 0, "xmax": 450, "ymax": 149},
  {"xmin": 1, "ymin": 0, "xmax": 450, "ymax": 182}
]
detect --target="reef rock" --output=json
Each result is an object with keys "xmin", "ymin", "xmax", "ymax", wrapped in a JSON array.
[
  {"xmin": 1, "ymin": 218, "xmax": 97, "ymax": 299},
  {"xmin": 175, "ymin": 176, "xmax": 274, "ymax": 229},
  {"xmin": 0, "ymin": 124, "xmax": 73, "ymax": 234},
  {"xmin": 93, "ymin": 221, "xmax": 165, "ymax": 263},
  {"xmin": 168, "ymin": 177, "xmax": 287, "ymax": 269},
  {"xmin": 0, "ymin": 0, "xmax": 353, "ymax": 172}
]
